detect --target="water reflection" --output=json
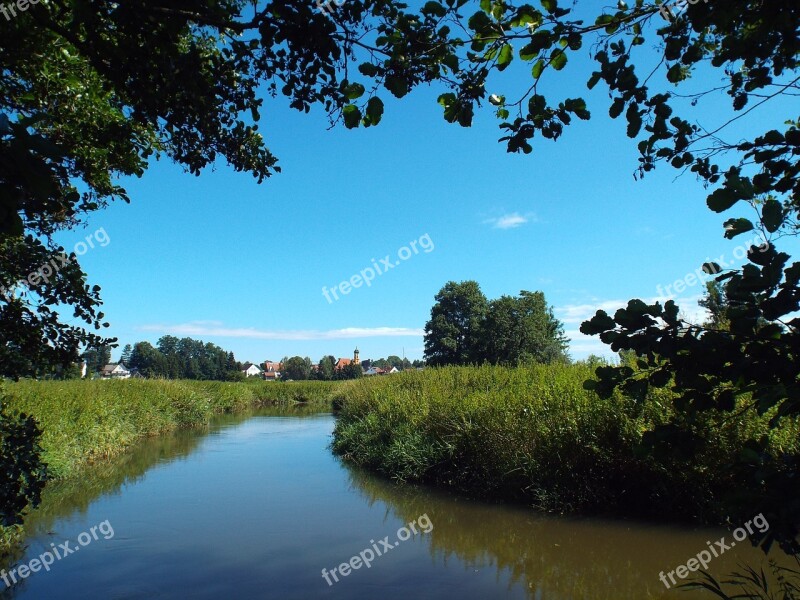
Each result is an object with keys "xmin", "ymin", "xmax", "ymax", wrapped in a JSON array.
[
  {"xmin": 0, "ymin": 409, "xmax": 786, "ymax": 600},
  {"xmin": 345, "ymin": 465, "xmax": 779, "ymax": 600},
  {"xmin": 16, "ymin": 406, "xmax": 328, "ymax": 548}
]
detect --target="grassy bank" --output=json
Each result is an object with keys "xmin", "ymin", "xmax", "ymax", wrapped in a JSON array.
[
  {"xmin": 3, "ymin": 379, "xmax": 339, "ymax": 478},
  {"xmin": 332, "ymin": 364, "xmax": 799, "ymax": 523},
  {"xmin": 0, "ymin": 378, "xmax": 340, "ymax": 554}
]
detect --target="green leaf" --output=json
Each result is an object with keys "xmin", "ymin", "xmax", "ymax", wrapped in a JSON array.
[
  {"xmin": 595, "ymin": 14, "xmax": 614, "ymax": 26},
  {"xmin": 762, "ymin": 199, "xmax": 784, "ymax": 233},
  {"xmin": 512, "ymin": 5, "xmax": 542, "ymax": 27},
  {"xmin": 343, "ymin": 83, "xmax": 365, "ymax": 100},
  {"xmin": 520, "ymin": 43, "xmax": 539, "ymax": 61},
  {"xmin": 527, "ymin": 94, "xmax": 546, "ymax": 116},
  {"xmin": 707, "ymin": 188, "xmax": 739, "ymax": 213},
  {"xmin": 550, "ymin": 51, "xmax": 567, "ymax": 71},
  {"xmin": 625, "ymin": 103, "xmax": 642, "ymax": 137},
  {"xmin": 422, "ymin": 1, "xmax": 447, "ymax": 17},
  {"xmin": 384, "ymin": 75, "xmax": 409, "ymax": 98},
  {"xmin": 564, "ymin": 98, "xmax": 590, "ymax": 120},
  {"xmin": 343, "ymin": 105, "xmax": 361, "ymax": 129},
  {"xmin": 531, "ymin": 59, "xmax": 545, "ymax": 79},
  {"xmin": 609, "ymin": 98, "xmax": 625, "ymax": 119},
  {"xmin": 723, "ymin": 217, "xmax": 754, "ymax": 239},
  {"xmin": 580, "ymin": 310, "xmax": 616, "ymax": 335},
  {"xmin": 497, "ymin": 44, "xmax": 513, "ymax": 70},
  {"xmin": 666, "ymin": 63, "xmax": 685, "ymax": 83},
  {"xmin": 541, "ymin": 0, "xmax": 557, "ymax": 14},
  {"xmin": 358, "ymin": 63, "xmax": 380, "ymax": 77},
  {"xmin": 468, "ymin": 10, "xmax": 491, "ymax": 32},
  {"xmin": 364, "ymin": 97, "xmax": 384, "ymax": 126}
]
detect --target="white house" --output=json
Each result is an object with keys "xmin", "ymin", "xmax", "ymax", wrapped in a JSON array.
[
  {"xmin": 241, "ymin": 363, "xmax": 263, "ymax": 378},
  {"xmin": 101, "ymin": 363, "xmax": 131, "ymax": 379},
  {"xmin": 364, "ymin": 365, "xmax": 400, "ymax": 376}
]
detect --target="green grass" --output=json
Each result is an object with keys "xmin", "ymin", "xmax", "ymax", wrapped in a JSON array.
[
  {"xmin": 332, "ymin": 364, "xmax": 799, "ymax": 522},
  {"xmin": 2, "ymin": 379, "xmax": 339, "ymax": 478}
]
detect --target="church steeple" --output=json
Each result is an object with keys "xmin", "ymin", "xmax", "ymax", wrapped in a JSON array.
[{"xmin": 354, "ymin": 347, "xmax": 360, "ymax": 365}]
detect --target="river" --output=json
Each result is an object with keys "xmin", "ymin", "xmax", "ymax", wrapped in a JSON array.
[{"xmin": 1, "ymin": 408, "xmax": 774, "ymax": 599}]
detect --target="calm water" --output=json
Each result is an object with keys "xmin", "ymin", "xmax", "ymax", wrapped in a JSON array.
[{"xmin": 1, "ymin": 409, "xmax": 776, "ymax": 599}]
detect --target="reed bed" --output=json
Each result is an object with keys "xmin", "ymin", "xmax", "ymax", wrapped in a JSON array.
[{"xmin": 332, "ymin": 364, "xmax": 798, "ymax": 521}]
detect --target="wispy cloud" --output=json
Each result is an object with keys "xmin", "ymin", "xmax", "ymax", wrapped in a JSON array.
[
  {"xmin": 484, "ymin": 212, "xmax": 534, "ymax": 230},
  {"xmin": 137, "ymin": 322, "xmax": 425, "ymax": 341},
  {"xmin": 555, "ymin": 300, "xmax": 633, "ymax": 325}
]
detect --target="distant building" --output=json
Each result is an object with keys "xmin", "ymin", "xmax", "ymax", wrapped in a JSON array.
[
  {"xmin": 241, "ymin": 363, "xmax": 263, "ymax": 378},
  {"xmin": 262, "ymin": 360, "xmax": 282, "ymax": 381},
  {"xmin": 335, "ymin": 348, "xmax": 360, "ymax": 371},
  {"xmin": 334, "ymin": 357, "xmax": 352, "ymax": 370},
  {"xmin": 364, "ymin": 365, "xmax": 400, "ymax": 376},
  {"xmin": 101, "ymin": 363, "xmax": 131, "ymax": 379}
]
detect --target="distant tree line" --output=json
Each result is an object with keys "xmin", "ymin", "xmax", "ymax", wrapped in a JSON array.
[
  {"xmin": 278, "ymin": 354, "xmax": 424, "ymax": 381},
  {"xmin": 123, "ymin": 336, "xmax": 242, "ymax": 381},
  {"xmin": 424, "ymin": 281, "xmax": 569, "ymax": 367}
]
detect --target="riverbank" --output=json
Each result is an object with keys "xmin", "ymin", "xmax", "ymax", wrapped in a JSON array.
[
  {"xmin": 0, "ymin": 379, "xmax": 340, "ymax": 554},
  {"xmin": 332, "ymin": 364, "xmax": 798, "ymax": 525}
]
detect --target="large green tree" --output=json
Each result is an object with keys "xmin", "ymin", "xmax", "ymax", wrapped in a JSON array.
[
  {"xmin": 480, "ymin": 291, "xmax": 568, "ymax": 365},
  {"xmin": 120, "ymin": 344, "xmax": 133, "ymax": 366},
  {"xmin": 424, "ymin": 280, "xmax": 489, "ymax": 366},
  {"xmin": 80, "ymin": 343, "xmax": 111, "ymax": 376},
  {"xmin": 316, "ymin": 355, "xmax": 336, "ymax": 381},
  {"xmin": 281, "ymin": 356, "xmax": 313, "ymax": 381},
  {"xmin": 127, "ymin": 341, "xmax": 167, "ymax": 378}
]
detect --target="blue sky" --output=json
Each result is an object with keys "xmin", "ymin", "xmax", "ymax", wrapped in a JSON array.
[{"xmin": 52, "ymin": 36, "xmax": 798, "ymax": 365}]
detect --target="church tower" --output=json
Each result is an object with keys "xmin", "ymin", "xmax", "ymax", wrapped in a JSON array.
[{"xmin": 354, "ymin": 347, "xmax": 360, "ymax": 365}]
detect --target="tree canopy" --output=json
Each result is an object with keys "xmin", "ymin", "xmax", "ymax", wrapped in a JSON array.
[
  {"xmin": 424, "ymin": 281, "xmax": 567, "ymax": 365},
  {"xmin": 127, "ymin": 336, "xmax": 243, "ymax": 380},
  {"xmin": 424, "ymin": 280, "xmax": 488, "ymax": 366}
]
